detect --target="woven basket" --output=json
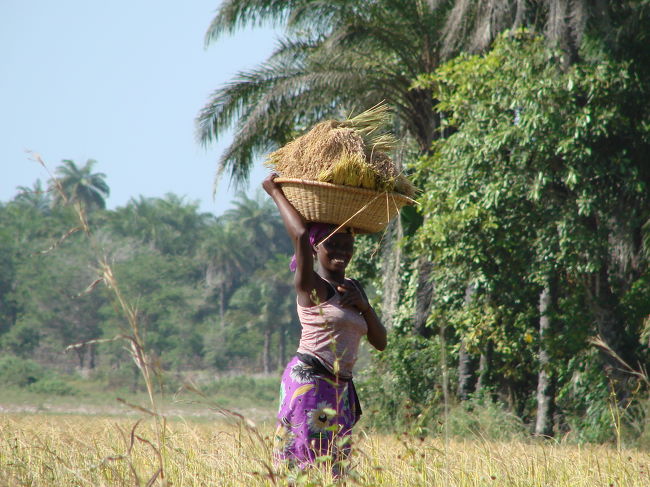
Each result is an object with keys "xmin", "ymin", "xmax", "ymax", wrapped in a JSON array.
[{"xmin": 275, "ymin": 178, "xmax": 416, "ymax": 233}]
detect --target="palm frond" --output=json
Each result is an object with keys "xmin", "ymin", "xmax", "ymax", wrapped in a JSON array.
[
  {"xmin": 201, "ymin": 39, "xmax": 399, "ymax": 187},
  {"xmin": 286, "ymin": 0, "xmax": 352, "ymax": 33},
  {"xmin": 214, "ymin": 69, "xmax": 366, "ymax": 187},
  {"xmin": 204, "ymin": 0, "xmax": 293, "ymax": 45}
]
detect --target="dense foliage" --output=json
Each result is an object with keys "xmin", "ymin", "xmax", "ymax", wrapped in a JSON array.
[
  {"xmin": 0, "ymin": 171, "xmax": 298, "ymax": 388},
  {"xmin": 360, "ymin": 31, "xmax": 650, "ymax": 443}
]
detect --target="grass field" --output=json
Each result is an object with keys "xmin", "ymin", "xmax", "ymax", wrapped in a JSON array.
[{"xmin": 1, "ymin": 410, "xmax": 649, "ymax": 487}]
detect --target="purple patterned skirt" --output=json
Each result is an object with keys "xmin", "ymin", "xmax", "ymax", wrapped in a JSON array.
[{"xmin": 274, "ymin": 355, "xmax": 361, "ymax": 470}]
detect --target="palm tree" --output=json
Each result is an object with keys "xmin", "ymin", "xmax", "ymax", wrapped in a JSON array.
[
  {"xmin": 255, "ymin": 254, "xmax": 296, "ymax": 371},
  {"xmin": 440, "ymin": 1, "xmax": 650, "ymax": 65},
  {"xmin": 14, "ymin": 179, "xmax": 51, "ymax": 212},
  {"xmin": 196, "ymin": 0, "xmax": 454, "ymax": 187},
  {"xmin": 50, "ymin": 159, "xmax": 110, "ymax": 211},
  {"xmin": 227, "ymin": 254, "xmax": 295, "ymax": 373},
  {"xmin": 201, "ymin": 220, "xmax": 249, "ymax": 322},
  {"xmin": 109, "ymin": 194, "xmax": 214, "ymax": 255},
  {"xmin": 108, "ymin": 196, "xmax": 159, "ymax": 246},
  {"xmin": 224, "ymin": 190, "xmax": 290, "ymax": 259},
  {"xmin": 198, "ymin": 0, "xmax": 650, "ymax": 432},
  {"xmin": 197, "ymin": 0, "xmax": 459, "ymax": 347},
  {"xmin": 198, "ymin": 0, "xmax": 634, "ymax": 184}
]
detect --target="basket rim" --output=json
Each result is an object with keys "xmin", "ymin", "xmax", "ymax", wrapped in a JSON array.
[{"xmin": 274, "ymin": 177, "xmax": 417, "ymax": 205}]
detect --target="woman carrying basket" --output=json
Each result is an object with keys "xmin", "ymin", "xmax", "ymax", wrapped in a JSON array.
[{"xmin": 263, "ymin": 173, "xmax": 387, "ymax": 474}]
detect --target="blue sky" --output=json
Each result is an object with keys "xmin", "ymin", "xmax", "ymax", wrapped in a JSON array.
[{"xmin": 1, "ymin": 1, "xmax": 277, "ymax": 215}]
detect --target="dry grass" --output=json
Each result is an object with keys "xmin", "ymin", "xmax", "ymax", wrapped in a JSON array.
[{"xmin": 1, "ymin": 413, "xmax": 648, "ymax": 486}]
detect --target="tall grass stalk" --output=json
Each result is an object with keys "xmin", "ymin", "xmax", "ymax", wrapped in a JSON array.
[{"xmin": 31, "ymin": 153, "xmax": 169, "ymax": 484}]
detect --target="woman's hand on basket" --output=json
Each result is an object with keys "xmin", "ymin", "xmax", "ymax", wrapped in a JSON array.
[
  {"xmin": 337, "ymin": 283, "xmax": 370, "ymax": 314},
  {"xmin": 262, "ymin": 173, "xmax": 280, "ymax": 195}
]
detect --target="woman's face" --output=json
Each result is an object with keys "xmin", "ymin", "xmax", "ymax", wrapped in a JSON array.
[{"xmin": 315, "ymin": 232, "xmax": 354, "ymax": 272}]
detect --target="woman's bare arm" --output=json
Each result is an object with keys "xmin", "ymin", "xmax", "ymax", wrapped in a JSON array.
[{"xmin": 262, "ymin": 174, "xmax": 316, "ymax": 304}]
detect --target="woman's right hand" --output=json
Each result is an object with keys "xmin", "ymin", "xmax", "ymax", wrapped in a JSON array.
[{"xmin": 262, "ymin": 173, "xmax": 280, "ymax": 196}]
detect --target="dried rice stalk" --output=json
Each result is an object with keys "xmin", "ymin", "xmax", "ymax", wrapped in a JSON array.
[
  {"xmin": 265, "ymin": 104, "xmax": 416, "ymax": 197},
  {"xmin": 318, "ymin": 151, "xmax": 383, "ymax": 191}
]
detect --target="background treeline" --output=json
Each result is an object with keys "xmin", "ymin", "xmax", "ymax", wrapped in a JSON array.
[{"xmin": 0, "ymin": 160, "xmax": 299, "ymax": 388}]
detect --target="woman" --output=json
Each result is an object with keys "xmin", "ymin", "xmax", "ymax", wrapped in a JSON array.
[{"xmin": 262, "ymin": 173, "xmax": 387, "ymax": 473}]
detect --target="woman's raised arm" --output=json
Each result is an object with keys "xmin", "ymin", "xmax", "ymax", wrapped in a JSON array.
[{"xmin": 262, "ymin": 174, "xmax": 315, "ymax": 298}]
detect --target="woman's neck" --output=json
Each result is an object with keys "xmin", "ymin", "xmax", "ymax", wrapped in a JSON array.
[{"xmin": 318, "ymin": 269, "xmax": 345, "ymax": 284}]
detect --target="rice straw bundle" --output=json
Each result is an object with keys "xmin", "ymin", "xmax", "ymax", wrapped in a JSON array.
[{"xmin": 265, "ymin": 104, "xmax": 416, "ymax": 198}]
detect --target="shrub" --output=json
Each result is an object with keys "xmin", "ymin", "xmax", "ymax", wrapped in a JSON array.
[
  {"xmin": 357, "ymin": 332, "xmax": 447, "ymax": 433},
  {"xmin": 202, "ymin": 375, "xmax": 279, "ymax": 406},
  {"xmin": 28, "ymin": 378, "xmax": 78, "ymax": 396},
  {"xmin": 0, "ymin": 355, "xmax": 45, "ymax": 387},
  {"xmin": 0, "ymin": 321, "xmax": 40, "ymax": 357}
]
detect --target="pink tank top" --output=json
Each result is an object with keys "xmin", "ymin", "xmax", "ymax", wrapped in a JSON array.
[{"xmin": 296, "ymin": 279, "xmax": 368, "ymax": 378}]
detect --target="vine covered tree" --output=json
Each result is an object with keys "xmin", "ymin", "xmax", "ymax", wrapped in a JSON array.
[{"xmin": 412, "ymin": 31, "xmax": 650, "ymax": 437}]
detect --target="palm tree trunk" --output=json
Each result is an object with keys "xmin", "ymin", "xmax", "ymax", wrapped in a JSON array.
[
  {"xmin": 381, "ymin": 218, "xmax": 404, "ymax": 329},
  {"xmin": 535, "ymin": 281, "xmax": 556, "ymax": 437},
  {"xmin": 219, "ymin": 281, "xmax": 225, "ymax": 326},
  {"xmin": 458, "ymin": 284, "xmax": 477, "ymax": 401},
  {"xmin": 278, "ymin": 326, "xmax": 286, "ymax": 370},
  {"xmin": 263, "ymin": 328, "xmax": 272, "ymax": 374},
  {"xmin": 413, "ymin": 256, "xmax": 435, "ymax": 337}
]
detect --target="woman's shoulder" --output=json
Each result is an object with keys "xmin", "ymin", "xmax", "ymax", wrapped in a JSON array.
[
  {"xmin": 345, "ymin": 277, "xmax": 368, "ymax": 298},
  {"xmin": 345, "ymin": 277, "xmax": 363, "ymax": 288}
]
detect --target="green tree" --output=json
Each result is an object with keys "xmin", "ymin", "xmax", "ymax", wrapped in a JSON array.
[
  {"xmin": 412, "ymin": 32, "xmax": 649, "ymax": 437},
  {"xmin": 224, "ymin": 254, "xmax": 297, "ymax": 373},
  {"xmin": 14, "ymin": 179, "xmax": 51, "ymax": 213},
  {"xmin": 437, "ymin": 0, "xmax": 650, "ymax": 64},
  {"xmin": 197, "ymin": 0, "xmax": 458, "ymax": 336},
  {"xmin": 255, "ymin": 254, "xmax": 298, "ymax": 372},
  {"xmin": 0, "ymin": 208, "xmax": 19, "ymax": 338},
  {"xmin": 224, "ymin": 190, "xmax": 290, "ymax": 259},
  {"xmin": 108, "ymin": 194, "xmax": 214, "ymax": 256},
  {"xmin": 105, "ymin": 250, "xmax": 205, "ymax": 370},
  {"xmin": 50, "ymin": 159, "xmax": 110, "ymax": 211},
  {"xmin": 201, "ymin": 219, "xmax": 249, "ymax": 322},
  {"xmin": 0, "ymin": 199, "xmax": 77, "ymax": 356},
  {"xmin": 10, "ymin": 237, "xmax": 106, "ymax": 369}
]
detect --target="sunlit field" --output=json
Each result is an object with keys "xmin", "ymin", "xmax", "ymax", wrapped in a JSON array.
[{"xmin": 1, "ymin": 413, "xmax": 648, "ymax": 487}]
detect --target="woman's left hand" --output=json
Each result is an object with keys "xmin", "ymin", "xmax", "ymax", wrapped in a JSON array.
[
  {"xmin": 337, "ymin": 283, "xmax": 370, "ymax": 313},
  {"xmin": 339, "ymin": 280, "xmax": 386, "ymax": 350}
]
